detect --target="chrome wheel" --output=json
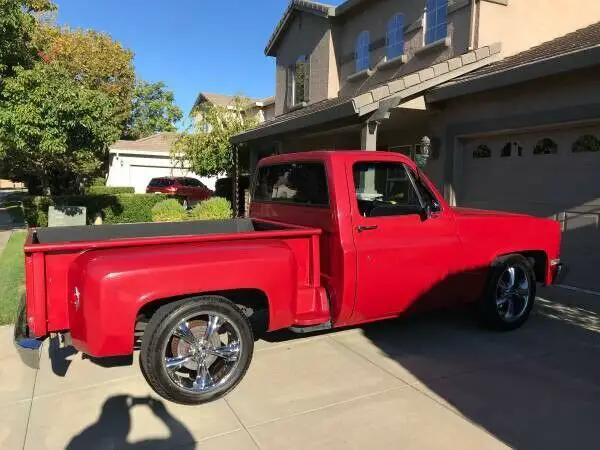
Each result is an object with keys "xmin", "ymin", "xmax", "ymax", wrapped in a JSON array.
[
  {"xmin": 163, "ymin": 313, "xmax": 242, "ymax": 393},
  {"xmin": 495, "ymin": 265, "xmax": 531, "ymax": 322}
]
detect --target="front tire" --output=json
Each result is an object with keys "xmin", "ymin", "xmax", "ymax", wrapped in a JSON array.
[
  {"xmin": 479, "ymin": 255, "xmax": 536, "ymax": 331},
  {"xmin": 140, "ymin": 296, "xmax": 254, "ymax": 405}
]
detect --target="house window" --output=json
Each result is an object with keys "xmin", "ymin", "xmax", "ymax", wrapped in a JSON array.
[
  {"xmin": 355, "ymin": 31, "xmax": 370, "ymax": 72},
  {"xmin": 572, "ymin": 134, "xmax": 600, "ymax": 153},
  {"xmin": 501, "ymin": 142, "xmax": 512, "ymax": 157},
  {"xmin": 386, "ymin": 14, "xmax": 405, "ymax": 60},
  {"xmin": 425, "ymin": 0, "xmax": 449, "ymax": 44},
  {"xmin": 473, "ymin": 144, "xmax": 491, "ymax": 159},
  {"xmin": 287, "ymin": 55, "xmax": 310, "ymax": 107},
  {"xmin": 533, "ymin": 138, "xmax": 558, "ymax": 155}
]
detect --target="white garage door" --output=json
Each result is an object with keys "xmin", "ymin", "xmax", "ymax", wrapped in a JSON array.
[
  {"xmin": 128, "ymin": 165, "xmax": 185, "ymax": 193},
  {"xmin": 461, "ymin": 123, "xmax": 600, "ymax": 291}
]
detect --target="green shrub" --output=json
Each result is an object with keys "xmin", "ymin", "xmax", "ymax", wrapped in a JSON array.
[
  {"xmin": 22, "ymin": 194, "xmax": 167, "ymax": 226},
  {"xmin": 189, "ymin": 197, "xmax": 232, "ymax": 221},
  {"xmin": 151, "ymin": 199, "xmax": 187, "ymax": 222},
  {"xmin": 85, "ymin": 186, "xmax": 135, "ymax": 195},
  {"xmin": 90, "ymin": 177, "xmax": 107, "ymax": 186}
]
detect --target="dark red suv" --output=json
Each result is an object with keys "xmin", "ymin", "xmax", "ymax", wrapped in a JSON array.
[{"xmin": 146, "ymin": 177, "xmax": 212, "ymax": 208}]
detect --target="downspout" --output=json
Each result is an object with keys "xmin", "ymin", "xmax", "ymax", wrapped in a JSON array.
[{"xmin": 468, "ymin": 0, "xmax": 477, "ymax": 50}]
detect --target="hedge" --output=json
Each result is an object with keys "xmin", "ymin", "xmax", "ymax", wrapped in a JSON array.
[
  {"xmin": 84, "ymin": 186, "xmax": 135, "ymax": 195},
  {"xmin": 151, "ymin": 199, "xmax": 187, "ymax": 222},
  {"xmin": 189, "ymin": 197, "xmax": 233, "ymax": 220},
  {"xmin": 22, "ymin": 193, "xmax": 167, "ymax": 227}
]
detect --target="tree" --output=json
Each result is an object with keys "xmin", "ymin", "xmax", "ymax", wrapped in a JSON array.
[
  {"xmin": 173, "ymin": 96, "xmax": 259, "ymax": 177},
  {"xmin": 0, "ymin": 0, "xmax": 55, "ymax": 78},
  {"xmin": 36, "ymin": 25, "xmax": 135, "ymax": 125},
  {"xmin": 0, "ymin": 63, "xmax": 121, "ymax": 194},
  {"xmin": 122, "ymin": 80, "xmax": 183, "ymax": 140}
]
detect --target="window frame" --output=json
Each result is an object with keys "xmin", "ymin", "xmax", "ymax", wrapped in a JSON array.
[
  {"xmin": 424, "ymin": 0, "xmax": 449, "ymax": 45},
  {"xmin": 386, "ymin": 14, "xmax": 405, "ymax": 60},
  {"xmin": 351, "ymin": 160, "xmax": 427, "ymax": 219},
  {"xmin": 252, "ymin": 161, "xmax": 331, "ymax": 209},
  {"xmin": 355, "ymin": 30, "xmax": 371, "ymax": 72},
  {"xmin": 287, "ymin": 55, "xmax": 310, "ymax": 107}
]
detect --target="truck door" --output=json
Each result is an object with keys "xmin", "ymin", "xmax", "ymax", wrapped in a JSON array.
[{"xmin": 349, "ymin": 160, "xmax": 461, "ymax": 321}]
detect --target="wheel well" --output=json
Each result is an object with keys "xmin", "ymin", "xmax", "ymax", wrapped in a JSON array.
[
  {"xmin": 494, "ymin": 251, "xmax": 547, "ymax": 282},
  {"xmin": 135, "ymin": 289, "xmax": 270, "ymax": 341}
]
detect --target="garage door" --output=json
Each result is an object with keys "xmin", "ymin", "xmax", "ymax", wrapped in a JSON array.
[
  {"xmin": 128, "ymin": 165, "xmax": 185, "ymax": 193},
  {"xmin": 461, "ymin": 124, "xmax": 600, "ymax": 291}
]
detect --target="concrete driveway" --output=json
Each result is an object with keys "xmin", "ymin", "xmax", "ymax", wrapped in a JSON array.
[{"xmin": 1, "ymin": 286, "xmax": 599, "ymax": 449}]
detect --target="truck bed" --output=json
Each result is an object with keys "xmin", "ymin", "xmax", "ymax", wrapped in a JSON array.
[{"xmin": 32, "ymin": 218, "xmax": 285, "ymax": 244}]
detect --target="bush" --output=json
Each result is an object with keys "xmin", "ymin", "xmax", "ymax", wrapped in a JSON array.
[
  {"xmin": 189, "ymin": 197, "xmax": 232, "ymax": 221},
  {"xmin": 85, "ymin": 186, "xmax": 135, "ymax": 195},
  {"xmin": 22, "ymin": 193, "xmax": 167, "ymax": 227},
  {"xmin": 151, "ymin": 199, "xmax": 187, "ymax": 222},
  {"xmin": 90, "ymin": 177, "xmax": 107, "ymax": 186}
]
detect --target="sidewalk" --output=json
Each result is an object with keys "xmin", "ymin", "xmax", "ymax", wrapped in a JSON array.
[{"xmin": 1, "ymin": 286, "xmax": 599, "ymax": 449}]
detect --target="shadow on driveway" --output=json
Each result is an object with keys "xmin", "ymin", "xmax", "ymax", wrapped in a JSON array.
[
  {"xmin": 66, "ymin": 395, "xmax": 195, "ymax": 449},
  {"xmin": 264, "ymin": 286, "xmax": 600, "ymax": 449}
]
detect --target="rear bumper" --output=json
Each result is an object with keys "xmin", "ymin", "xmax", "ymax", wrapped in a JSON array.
[
  {"xmin": 552, "ymin": 262, "xmax": 568, "ymax": 285},
  {"xmin": 13, "ymin": 295, "xmax": 44, "ymax": 369}
]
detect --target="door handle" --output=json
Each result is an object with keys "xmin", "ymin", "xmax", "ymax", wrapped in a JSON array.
[{"xmin": 357, "ymin": 225, "xmax": 378, "ymax": 232}]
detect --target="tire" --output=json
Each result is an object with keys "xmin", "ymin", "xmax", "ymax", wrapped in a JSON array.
[
  {"xmin": 479, "ymin": 255, "xmax": 536, "ymax": 331},
  {"xmin": 140, "ymin": 296, "xmax": 254, "ymax": 405}
]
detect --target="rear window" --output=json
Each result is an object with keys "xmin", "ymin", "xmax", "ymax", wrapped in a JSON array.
[
  {"xmin": 253, "ymin": 162, "xmax": 329, "ymax": 207},
  {"xmin": 149, "ymin": 178, "xmax": 174, "ymax": 187}
]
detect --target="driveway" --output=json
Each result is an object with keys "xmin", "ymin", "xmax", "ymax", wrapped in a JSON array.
[{"xmin": 1, "ymin": 286, "xmax": 599, "ymax": 449}]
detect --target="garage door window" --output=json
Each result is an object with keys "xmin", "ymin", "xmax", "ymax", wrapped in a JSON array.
[
  {"xmin": 473, "ymin": 144, "xmax": 491, "ymax": 159},
  {"xmin": 501, "ymin": 143, "xmax": 511, "ymax": 157},
  {"xmin": 533, "ymin": 138, "xmax": 558, "ymax": 155},
  {"xmin": 572, "ymin": 135, "xmax": 600, "ymax": 153}
]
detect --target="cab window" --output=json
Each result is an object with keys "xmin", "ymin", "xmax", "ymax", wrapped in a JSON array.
[
  {"xmin": 253, "ymin": 162, "xmax": 329, "ymax": 207},
  {"xmin": 353, "ymin": 162, "xmax": 422, "ymax": 217}
]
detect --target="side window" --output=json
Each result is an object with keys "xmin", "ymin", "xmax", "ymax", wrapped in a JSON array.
[
  {"xmin": 413, "ymin": 174, "xmax": 441, "ymax": 213},
  {"xmin": 425, "ymin": 0, "xmax": 448, "ymax": 44},
  {"xmin": 253, "ymin": 162, "xmax": 329, "ymax": 207},
  {"xmin": 355, "ymin": 31, "xmax": 370, "ymax": 72},
  {"xmin": 353, "ymin": 162, "xmax": 422, "ymax": 217},
  {"xmin": 386, "ymin": 14, "xmax": 405, "ymax": 60}
]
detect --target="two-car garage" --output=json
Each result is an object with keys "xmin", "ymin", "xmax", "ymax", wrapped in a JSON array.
[
  {"xmin": 427, "ymin": 33, "xmax": 600, "ymax": 292},
  {"xmin": 460, "ymin": 124, "xmax": 600, "ymax": 291}
]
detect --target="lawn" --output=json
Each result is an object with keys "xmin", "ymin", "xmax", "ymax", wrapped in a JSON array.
[{"xmin": 0, "ymin": 231, "xmax": 27, "ymax": 325}]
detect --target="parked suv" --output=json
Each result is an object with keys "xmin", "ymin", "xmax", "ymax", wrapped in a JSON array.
[{"xmin": 146, "ymin": 177, "xmax": 212, "ymax": 208}]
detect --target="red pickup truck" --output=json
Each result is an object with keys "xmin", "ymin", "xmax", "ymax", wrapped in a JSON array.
[{"xmin": 15, "ymin": 151, "xmax": 566, "ymax": 405}]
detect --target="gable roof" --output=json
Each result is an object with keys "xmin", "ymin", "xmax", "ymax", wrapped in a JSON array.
[
  {"xmin": 110, "ymin": 132, "xmax": 177, "ymax": 154},
  {"xmin": 429, "ymin": 21, "xmax": 600, "ymax": 102},
  {"xmin": 265, "ymin": 0, "xmax": 335, "ymax": 56}
]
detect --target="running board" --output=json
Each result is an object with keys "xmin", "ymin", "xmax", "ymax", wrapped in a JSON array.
[{"xmin": 289, "ymin": 321, "xmax": 332, "ymax": 334}]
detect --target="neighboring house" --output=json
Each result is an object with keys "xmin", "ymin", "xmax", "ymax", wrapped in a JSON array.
[
  {"xmin": 191, "ymin": 92, "xmax": 275, "ymax": 130},
  {"xmin": 232, "ymin": 0, "xmax": 600, "ymax": 292},
  {"xmin": 107, "ymin": 133, "xmax": 217, "ymax": 193}
]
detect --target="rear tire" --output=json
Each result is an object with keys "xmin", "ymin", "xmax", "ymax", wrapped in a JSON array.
[
  {"xmin": 140, "ymin": 296, "xmax": 254, "ymax": 404},
  {"xmin": 479, "ymin": 255, "xmax": 536, "ymax": 331}
]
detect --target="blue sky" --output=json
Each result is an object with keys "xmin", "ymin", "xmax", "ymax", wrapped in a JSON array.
[{"xmin": 53, "ymin": 0, "xmax": 343, "ymax": 120}]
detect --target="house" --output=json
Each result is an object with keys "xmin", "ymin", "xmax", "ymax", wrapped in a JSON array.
[
  {"xmin": 106, "ymin": 133, "xmax": 217, "ymax": 193},
  {"xmin": 232, "ymin": 0, "xmax": 600, "ymax": 292},
  {"xmin": 191, "ymin": 92, "xmax": 275, "ymax": 128}
]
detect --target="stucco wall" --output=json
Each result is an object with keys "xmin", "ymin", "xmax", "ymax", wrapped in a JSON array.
[
  {"xmin": 274, "ymin": 12, "xmax": 335, "ymax": 116},
  {"xmin": 335, "ymin": 0, "xmax": 472, "ymax": 97},
  {"xmin": 477, "ymin": 0, "xmax": 600, "ymax": 57}
]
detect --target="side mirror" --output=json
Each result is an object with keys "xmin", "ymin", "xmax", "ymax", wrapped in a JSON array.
[{"xmin": 419, "ymin": 204, "xmax": 432, "ymax": 221}]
